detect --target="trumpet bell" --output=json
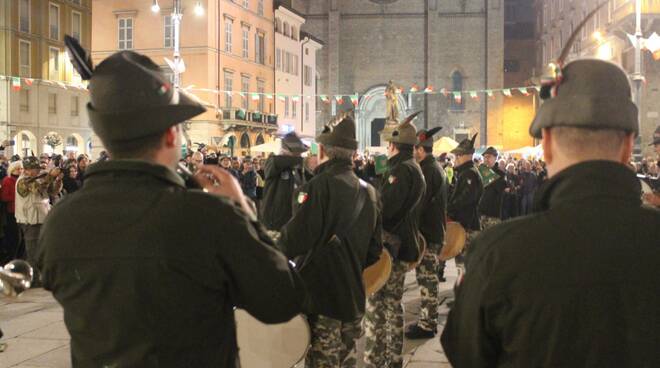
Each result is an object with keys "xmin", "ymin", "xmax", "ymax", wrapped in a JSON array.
[{"xmin": 0, "ymin": 260, "xmax": 34, "ymax": 297}]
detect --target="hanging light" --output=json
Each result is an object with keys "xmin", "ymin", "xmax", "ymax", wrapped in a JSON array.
[
  {"xmin": 151, "ymin": 0, "xmax": 160, "ymax": 13},
  {"xmin": 194, "ymin": 1, "xmax": 204, "ymax": 16}
]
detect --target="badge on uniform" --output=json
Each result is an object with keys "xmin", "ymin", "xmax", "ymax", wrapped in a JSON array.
[
  {"xmin": 467, "ymin": 179, "xmax": 472, "ymax": 185},
  {"xmin": 388, "ymin": 176, "xmax": 397, "ymax": 184},
  {"xmin": 297, "ymin": 192, "xmax": 309, "ymax": 204}
]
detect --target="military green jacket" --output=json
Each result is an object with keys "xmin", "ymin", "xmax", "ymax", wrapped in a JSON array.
[
  {"xmin": 278, "ymin": 158, "xmax": 382, "ymax": 322},
  {"xmin": 380, "ymin": 151, "xmax": 426, "ymax": 262},
  {"xmin": 261, "ymin": 155, "xmax": 305, "ymax": 230},
  {"xmin": 448, "ymin": 160, "xmax": 484, "ymax": 231},
  {"xmin": 38, "ymin": 160, "xmax": 304, "ymax": 368},
  {"xmin": 418, "ymin": 154, "xmax": 448, "ymax": 245}
]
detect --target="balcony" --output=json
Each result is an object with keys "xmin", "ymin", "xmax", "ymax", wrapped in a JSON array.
[{"xmin": 219, "ymin": 108, "xmax": 278, "ymax": 129}]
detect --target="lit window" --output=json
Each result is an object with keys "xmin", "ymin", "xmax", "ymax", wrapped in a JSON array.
[
  {"xmin": 164, "ymin": 15, "xmax": 173, "ymax": 48},
  {"xmin": 284, "ymin": 96, "xmax": 289, "ymax": 117},
  {"xmin": 258, "ymin": 0, "xmax": 264, "ymax": 16},
  {"xmin": 49, "ymin": 3, "xmax": 59, "ymax": 40},
  {"xmin": 225, "ymin": 18, "xmax": 233, "ymax": 53},
  {"xmin": 224, "ymin": 72, "xmax": 233, "ymax": 108},
  {"xmin": 292, "ymin": 100, "xmax": 297, "ymax": 118},
  {"xmin": 19, "ymin": 40, "xmax": 30, "ymax": 77},
  {"xmin": 49, "ymin": 47, "xmax": 59, "ymax": 80},
  {"xmin": 71, "ymin": 11, "xmax": 82, "ymax": 42},
  {"xmin": 450, "ymin": 71, "xmax": 465, "ymax": 111},
  {"xmin": 305, "ymin": 102, "xmax": 309, "ymax": 122},
  {"xmin": 242, "ymin": 27, "xmax": 249, "ymax": 58},
  {"xmin": 118, "ymin": 18, "xmax": 133, "ymax": 50},
  {"xmin": 241, "ymin": 75, "xmax": 250, "ymax": 110},
  {"xmin": 19, "ymin": 0, "xmax": 30, "ymax": 33},
  {"xmin": 255, "ymin": 33, "xmax": 265, "ymax": 64},
  {"xmin": 257, "ymin": 80, "xmax": 265, "ymax": 112}
]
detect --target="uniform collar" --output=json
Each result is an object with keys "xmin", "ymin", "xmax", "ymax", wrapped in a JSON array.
[
  {"xmin": 388, "ymin": 150, "xmax": 414, "ymax": 167},
  {"xmin": 85, "ymin": 160, "xmax": 186, "ymax": 188},
  {"xmin": 534, "ymin": 160, "xmax": 641, "ymax": 211},
  {"xmin": 455, "ymin": 160, "xmax": 475, "ymax": 172},
  {"xmin": 314, "ymin": 158, "xmax": 353, "ymax": 175},
  {"xmin": 420, "ymin": 154, "xmax": 436, "ymax": 166}
]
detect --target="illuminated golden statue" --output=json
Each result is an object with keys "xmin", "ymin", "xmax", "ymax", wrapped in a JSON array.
[{"xmin": 384, "ymin": 80, "xmax": 399, "ymax": 123}]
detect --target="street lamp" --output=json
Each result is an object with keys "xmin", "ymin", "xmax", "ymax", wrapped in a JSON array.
[{"xmin": 152, "ymin": 0, "xmax": 204, "ymax": 88}]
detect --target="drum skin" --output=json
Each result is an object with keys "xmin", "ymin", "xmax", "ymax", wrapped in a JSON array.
[
  {"xmin": 363, "ymin": 248, "xmax": 392, "ymax": 296},
  {"xmin": 439, "ymin": 222, "xmax": 467, "ymax": 261},
  {"xmin": 235, "ymin": 309, "xmax": 311, "ymax": 368}
]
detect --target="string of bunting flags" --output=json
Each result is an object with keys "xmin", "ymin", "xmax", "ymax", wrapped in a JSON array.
[{"xmin": 0, "ymin": 75, "xmax": 541, "ymax": 106}]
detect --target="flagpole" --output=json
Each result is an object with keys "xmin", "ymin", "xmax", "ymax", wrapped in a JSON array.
[{"xmin": 633, "ymin": 0, "xmax": 643, "ymax": 159}]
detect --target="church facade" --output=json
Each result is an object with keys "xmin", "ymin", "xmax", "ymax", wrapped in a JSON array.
[{"xmin": 289, "ymin": 0, "xmax": 504, "ymax": 150}]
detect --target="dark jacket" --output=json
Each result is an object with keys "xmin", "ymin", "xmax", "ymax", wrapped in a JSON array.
[
  {"xmin": 381, "ymin": 150, "xmax": 426, "ymax": 262},
  {"xmin": 478, "ymin": 163, "xmax": 506, "ymax": 219},
  {"xmin": 278, "ymin": 158, "xmax": 382, "ymax": 322},
  {"xmin": 261, "ymin": 155, "xmax": 305, "ymax": 231},
  {"xmin": 239, "ymin": 170, "xmax": 257, "ymax": 199},
  {"xmin": 519, "ymin": 171, "xmax": 538, "ymax": 195},
  {"xmin": 62, "ymin": 176, "xmax": 82, "ymax": 194},
  {"xmin": 448, "ymin": 160, "xmax": 484, "ymax": 231},
  {"xmin": 38, "ymin": 160, "xmax": 304, "ymax": 368},
  {"xmin": 441, "ymin": 161, "xmax": 660, "ymax": 368},
  {"xmin": 418, "ymin": 154, "xmax": 448, "ymax": 245}
]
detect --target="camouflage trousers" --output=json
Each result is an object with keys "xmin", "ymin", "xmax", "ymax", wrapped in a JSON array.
[
  {"xmin": 415, "ymin": 243, "xmax": 441, "ymax": 331},
  {"xmin": 364, "ymin": 260, "xmax": 408, "ymax": 368},
  {"xmin": 454, "ymin": 230, "xmax": 480, "ymax": 267},
  {"xmin": 305, "ymin": 315, "xmax": 362, "ymax": 368},
  {"xmin": 480, "ymin": 215, "xmax": 502, "ymax": 231}
]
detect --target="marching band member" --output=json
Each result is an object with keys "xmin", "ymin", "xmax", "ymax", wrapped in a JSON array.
[
  {"xmin": 478, "ymin": 146, "xmax": 506, "ymax": 229},
  {"xmin": 277, "ymin": 116, "xmax": 382, "ymax": 367}
]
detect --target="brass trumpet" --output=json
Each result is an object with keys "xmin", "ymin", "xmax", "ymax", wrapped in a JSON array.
[{"xmin": 0, "ymin": 260, "xmax": 34, "ymax": 297}]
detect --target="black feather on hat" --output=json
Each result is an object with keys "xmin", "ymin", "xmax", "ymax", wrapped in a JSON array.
[
  {"xmin": 316, "ymin": 116, "xmax": 358, "ymax": 150},
  {"xmin": 451, "ymin": 133, "xmax": 478, "ymax": 156},
  {"xmin": 281, "ymin": 132, "xmax": 308, "ymax": 153},
  {"xmin": 416, "ymin": 127, "xmax": 443, "ymax": 148}
]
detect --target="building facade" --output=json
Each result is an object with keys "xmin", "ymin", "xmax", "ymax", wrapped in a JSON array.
[
  {"xmin": 0, "ymin": 0, "xmax": 94, "ymax": 158},
  {"xmin": 92, "ymin": 0, "xmax": 277, "ymax": 157},
  {"xmin": 274, "ymin": 5, "xmax": 321, "ymax": 137},
  {"xmin": 536, "ymin": 0, "xmax": 660, "ymax": 157},
  {"xmin": 288, "ymin": 0, "xmax": 504, "ymax": 150}
]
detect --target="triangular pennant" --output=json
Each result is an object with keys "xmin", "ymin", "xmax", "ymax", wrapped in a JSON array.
[
  {"xmin": 320, "ymin": 95, "xmax": 329, "ymax": 103},
  {"xmin": 486, "ymin": 90, "xmax": 494, "ymax": 98},
  {"xmin": 11, "ymin": 77, "xmax": 21, "ymax": 91},
  {"xmin": 502, "ymin": 89, "xmax": 512, "ymax": 97},
  {"xmin": 424, "ymin": 86, "xmax": 434, "ymax": 93},
  {"xmin": 469, "ymin": 91, "xmax": 479, "ymax": 100},
  {"xmin": 277, "ymin": 94, "xmax": 286, "ymax": 102},
  {"xmin": 453, "ymin": 91, "xmax": 462, "ymax": 104},
  {"xmin": 335, "ymin": 95, "xmax": 344, "ymax": 104},
  {"xmin": 518, "ymin": 87, "xmax": 530, "ymax": 96},
  {"xmin": 251, "ymin": 93, "xmax": 260, "ymax": 101},
  {"xmin": 238, "ymin": 92, "xmax": 246, "ymax": 98},
  {"xmin": 410, "ymin": 84, "xmax": 419, "ymax": 93},
  {"xmin": 24, "ymin": 78, "xmax": 34, "ymax": 86},
  {"xmin": 265, "ymin": 93, "xmax": 273, "ymax": 100},
  {"xmin": 292, "ymin": 95, "xmax": 300, "ymax": 102},
  {"xmin": 440, "ymin": 88, "xmax": 449, "ymax": 97},
  {"xmin": 350, "ymin": 94, "xmax": 359, "ymax": 106}
]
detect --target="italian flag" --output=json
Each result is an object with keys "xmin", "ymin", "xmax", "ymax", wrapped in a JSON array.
[
  {"xmin": 350, "ymin": 94, "xmax": 359, "ymax": 106},
  {"xmin": 277, "ymin": 94, "xmax": 286, "ymax": 102},
  {"xmin": 292, "ymin": 95, "xmax": 300, "ymax": 102},
  {"xmin": 251, "ymin": 93, "xmax": 260, "ymax": 101},
  {"xmin": 335, "ymin": 95, "xmax": 344, "ymax": 104},
  {"xmin": 11, "ymin": 77, "xmax": 21, "ymax": 91},
  {"xmin": 410, "ymin": 84, "xmax": 419, "ymax": 93},
  {"xmin": 518, "ymin": 87, "xmax": 530, "ymax": 96},
  {"xmin": 453, "ymin": 91, "xmax": 462, "ymax": 104},
  {"xmin": 424, "ymin": 86, "xmax": 434, "ymax": 93},
  {"xmin": 24, "ymin": 78, "xmax": 34, "ymax": 86},
  {"xmin": 502, "ymin": 89, "xmax": 512, "ymax": 97},
  {"xmin": 470, "ymin": 91, "xmax": 479, "ymax": 100},
  {"xmin": 320, "ymin": 95, "xmax": 329, "ymax": 103},
  {"xmin": 486, "ymin": 90, "xmax": 494, "ymax": 98},
  {"xmin": 265, "ymin": 93, "xmax": 273, "ymax": 100}
]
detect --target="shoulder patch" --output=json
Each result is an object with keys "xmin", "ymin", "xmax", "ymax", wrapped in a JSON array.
[{"xmin": 297, "ymin": 192, "xmax": 309, "ymax": 204}]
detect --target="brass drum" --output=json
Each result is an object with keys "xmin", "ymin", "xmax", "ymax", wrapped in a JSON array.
[
  {"xmin": 235, "ymin": 309, "xmax": 311, "ymax": 368},
  {"xmin": 363, "ymin": 248, "xmax": 392, "ymax": 296},
  {"xmin": 439, "ymin": 222, "xmax": 467, "ymax": 261}
]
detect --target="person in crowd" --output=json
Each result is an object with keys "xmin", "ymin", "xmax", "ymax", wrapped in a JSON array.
[
  {"xmin": 518, "ymin": 159, "xmax": 538, "ymax": 215},
  {"xmin": 189, "ymin": 151, "xmax": 204, "ymax": 172},
  {"xmin": 365, "ymin": 113, "xmax": 425, "ymax": 368},
  {"xmin": 278, "ymin": 116, "xmax": 382, "ymax": 367},
  {"xmin": 502, "ymin": 162, "xmax": 521, "ymax": 219},
  {"xmin": 405, "ymin": 127, "xmax": 448, "ymax": 339},
  {"xmin": 62, "ymin": 163, "xmax": 82, "ymax": 194},
  {"xmin": 240, "ymin": 159, "xmax": 257, "ymax": 202},
  {"xmin": 0, "ymin": 160, "xmax": 23, "ymax": 264},
  {"xmin": 16, "ymin": 156, "xmax": 62, "ymax": 285},
  {"xmin": 37, "ymin": 46, "xmax": 303, "ymax": 367},
  {"xmin": 478, "ymin": 146, "xmax": 506, "ymax": 230},
  {"xmin": 261, "ymin": 132, "xmax": 308, "ymax": 231},
  {"xmin": 442, "ymin": 58, "xmax": 660, "ymax": 368},
  {"xmin": 254, "ymin": 159, "xmax": 266, "ymax": 213},
  {"xmin": 76, "ymin": 154, "xmax": 89, "ymax": 184}
]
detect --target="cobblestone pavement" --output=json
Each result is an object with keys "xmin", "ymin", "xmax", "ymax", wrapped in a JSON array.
[{"xmin": 1, "ymin": 260, "xmax": 458, "ymax": 368}]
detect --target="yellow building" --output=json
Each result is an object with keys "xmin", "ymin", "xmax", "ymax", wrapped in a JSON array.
[
  {"xmin": 92, "ymin": 0, "xmax": 278, "ymax": 157},
  {"xmin": 0, "ymin": 0, "xmax": 95, "ymax": 157}
]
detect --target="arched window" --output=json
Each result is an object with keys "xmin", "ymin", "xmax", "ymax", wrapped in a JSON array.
[
  {"xmin": 450, "ymin": 71, "xmax": 465, "ymax": 111},
  {"xmin": 240, "ymin": 133, "xmax": 250, "ymax": 148},
  {"xmin": 255, "ymin": 134, "xmax": 265, "ymax": 145}
]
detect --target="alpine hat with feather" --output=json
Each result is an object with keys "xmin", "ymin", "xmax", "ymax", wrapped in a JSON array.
[
  {"xmin": 530, "ymin": 2, "xmax": 638, "ymax": 138},
  {"xmin": 416, "ymin": 127, "xmax": 442, "ymax": 149},
  {"xmin": 385, "ymin": 111, "xmax": 422, "ymax": 146},
  {"xmin": 316, "ymin": 116, "xmax": 359, "ymax": 150},
  {"xmin": 451, "ymin": 134, "xmax": 478, "ymax": 156},
  {"xmin": 64, "ymin": 35, "xmax": 205, "ymax": 143}
]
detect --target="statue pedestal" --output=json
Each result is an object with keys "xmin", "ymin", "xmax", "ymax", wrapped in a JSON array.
[{"xmin": 379, "ymin": 119, "xmax": 399, "ymax": 147}]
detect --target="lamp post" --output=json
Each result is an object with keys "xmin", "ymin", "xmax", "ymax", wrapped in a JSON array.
[
  {"xmin": 151, "ymin": 0, "xmax": 204, "ymax": 88},
  {"xmin": 632, "ymin": 0, "xmax": 643, "ymax": 158}
]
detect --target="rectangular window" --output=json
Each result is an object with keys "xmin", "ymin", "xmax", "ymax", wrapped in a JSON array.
[
  {"xmin": 276, "ymin": 48, "xmax": 281, "ymax": 71},
  {"xmin": 19, "ymin": 0, "xmax": 30, "ymax": 33},
  {"xmin": 225, "ymin": 18, "xmax": 233, "ymax": 53},
  {"xmin": 72, "ymin": 11, "xmax": 82, "ymax": 42},
  {"xmin": 305, "ymin": 102, "xmax": 309, "ymax": 122},
  {"xmin": 304, "ymin": 65, "xmax": 312, "ymax": 86},
  {"xmin": 71, "ymin": 0, "xmax": 81, "ymax": 4},
  {"xmin": 224, "ymin": 71, "xmax": 233, "ymax": 108},
  {"xmin": 164, "ymin": 15, "xmax": 173, "ymax": 48},
  {"xmin": 284, "ymin": 96, "xmax": 289, "ymax": 117},
  {"xmin": 48, "ymin": 93, "xmax": 57, "ymax": 114},
  {"xmin": 242, "ymin": 27, "xmax": 249, "ymax": 58},
  {"xmin": 292, "ymin": 100, "xmax": 297, "ymax": 118},
  {"xmin": 71, "ymin": 96, "xmax": 79, "ymax": 116},
  {"xmin": 49, "ymin": 47, "xmax": 59, "ymax": 80},
  {"xmin": 241, "ymin": 75, "xmax": 249, "ymax": 110},
  {"xmin": 20, "ymin": 90, "xmax": 29, "ymax": 112},
  {"xmin": 285, "ymin": 52, "xmax": 291, "ymax": 74},
  {"xmin": 257, "ymin": 80, "xmax": 265, "ymax": 112},
  {"xmin": 243, "ymin": 0, "xmax": 249, "ymax": 8},
  {"xmin": 19, "ymin": 40, "xmax": 31, "ymax": 78},
  {"xmin": 118, "ymin": 18, "xmax": 133, "ymax": 50},
  {"xmin": 293, "ymin": 56, "xmax": 298, "ymax": 76},
  {"xmin": 255, "ymin": 33, "xmax": 265, "ymax": 64},
  {"xmin": 49, "ymin": 3, "xmax": 60, "ymax": 40},
  {"xmin": 258, "ymin": 0, "xmax": 264, "ymax": 16}
]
